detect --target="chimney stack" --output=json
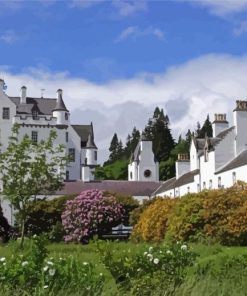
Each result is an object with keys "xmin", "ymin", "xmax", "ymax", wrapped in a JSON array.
[
  {"xmin": 212, "ymin": 113, "xmax": 228, "ymax": 137},
  {"xmin": 20, "ymin": 86, "xmax": 27, "ymax": 104},
  {"xmin": 57, "ymin": 88, "xmax": 63, "ymax": 100},
  {"xmin": 233, "ymin": 100, "xmax": 247, "ymax": 155}
]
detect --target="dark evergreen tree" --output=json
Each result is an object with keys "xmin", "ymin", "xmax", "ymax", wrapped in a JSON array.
[
  {"xmin": 109, "ymin": 133, "xmax": 119, "ymax": 162},
  {"xmin": 197, "ymin": 115, "xmax": 213, "ymax": 138}
]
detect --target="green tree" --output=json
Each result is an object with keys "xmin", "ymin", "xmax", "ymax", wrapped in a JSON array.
[
  {"xmin": 0, "ymin": 124, "xmax": 68, "ymax": 248},
  {"xmin": 197, "ymin": 114, "xmax": 213, "ymax": 138},
  {"xmin": 109, "ymin": 133, "xmax": 119, "ymax": 162}
]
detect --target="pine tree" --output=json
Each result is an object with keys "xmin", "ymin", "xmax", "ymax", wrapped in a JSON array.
[
  {"xmin": 197, "ymin": 115, "xmax": 213, "ymax": 138},
  {"xmin": 109, "ymin": 133, "xmax": 119, "ymax": 162}
]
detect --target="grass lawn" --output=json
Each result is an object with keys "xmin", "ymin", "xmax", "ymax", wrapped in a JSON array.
[{"xmin": 0, "ymin": 240, "xmax": 247, "ymax": 295}]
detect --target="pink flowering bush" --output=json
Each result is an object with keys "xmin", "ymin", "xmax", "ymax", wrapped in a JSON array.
[{"xmin": 62, "ymin": 189, "xmax": 125, "ymax": 243}]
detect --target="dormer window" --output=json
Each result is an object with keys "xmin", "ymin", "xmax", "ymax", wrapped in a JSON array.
[{"xmin": 32, "ymin": 110, "xmax": 39, "ymax": 120}]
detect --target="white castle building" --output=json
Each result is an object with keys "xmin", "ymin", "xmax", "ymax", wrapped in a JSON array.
[
  {"xmin": 0, "ymin": 78, "xmax": 98, "ymax": 182},
  {"xmin": 153, "ymin": 100, "xmax": 247, "ymax": 197},
  {"xmin": 128, "ymin": 133, "xmax": 159, "ymax": 182}
]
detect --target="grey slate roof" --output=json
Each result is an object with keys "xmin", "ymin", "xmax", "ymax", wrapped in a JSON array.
[
  {"xmin": 215, "ymin": 150, "xmax": 247, "ymax": 174},
  {"xmin": 217, "ymin": 126, "xmax": 235, "ymax": 139},
  {"xmin": 52, "ymin": 93, "xmax": 68, "ymax": 112},
  {"xmin": 10, "ymin": 96, "xmax": 57, "ymax": 115},
  {"xmin": 72, "ymin": 124, "xmax": 97, "ymax": 149},
  {"xmin": 86, "ymin": 133, "xmax": 97, "ymax": 149},
  {"xmin": 55, "ymin": 180, "xmax": 161, "ymax": 197},
  {"xmin": 152, "ymin": 169, "xmax": 199, "ymax": 196}
]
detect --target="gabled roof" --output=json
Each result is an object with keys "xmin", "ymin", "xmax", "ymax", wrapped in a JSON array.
[
  {"xmin": 56, "ymin": 180, "xmax": 161, "ymax": 197},
  {"xmin": 52, "ymin": 92, "xmax": 68, "ymax": 112},
  {"xmin": 152, "ymin": 169, "xmax": 199, "ymax": 196},
  {"xmin": 215, "ymin": 150, "xmax": 247, "ymax": 174},
  {"xmin": 72, "ymin": 123, "xmax": 97, "ymax": 149},
  {"xmin": 9, "ymin": 97, "xmax": 57, "ymax": 115}
]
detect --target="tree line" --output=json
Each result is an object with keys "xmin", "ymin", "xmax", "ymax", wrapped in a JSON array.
[{"xmin": 95, "ymin": 107, "xmax": 213, "ymax": 181}]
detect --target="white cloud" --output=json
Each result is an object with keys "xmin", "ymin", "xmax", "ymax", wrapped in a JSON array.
[
  {"xmin": 233, "ymin": 20, "xmax": 247, "ymax": 36},
  {"xmin": 178, "ymin": 0, "xmax": 247, "ymax": 16},
  {"xmin": 116, "ymin": 26, "xmax": 165, "ymax": 42},
  {"xmin": 112, "ymin": 0, "xmax": 147, "ymax": 17},
  {"xmin": 0, "ymin": 30, "xmax": 18, "ymax": 44},
  {"xmin": 1, "ymin": 53, "xmax": 247, "ymax": 162}
]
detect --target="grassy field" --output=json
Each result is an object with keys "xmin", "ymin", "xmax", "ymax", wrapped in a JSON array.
[{"xmin": 0, "ymin": 241, "xmax": 247, "ymax": 295}]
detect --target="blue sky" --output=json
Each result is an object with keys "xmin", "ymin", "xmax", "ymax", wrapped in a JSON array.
[{"xmin": 1, "ymin": 0, "xmax": 247, "ymax": 162}]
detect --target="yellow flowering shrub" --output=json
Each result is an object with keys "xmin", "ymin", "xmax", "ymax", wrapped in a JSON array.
[{"xmin": 131, "ymin": 197, "xmax": 176, "ymax": 242}]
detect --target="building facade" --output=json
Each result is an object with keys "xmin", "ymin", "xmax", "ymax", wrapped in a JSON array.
[
  {"xmin": 128, "ymin": 134, "xmax": 159, "ymax": 182},
  {"xmin": 0, "ymin": 78, "xmax": 98, "ymax": 182},
  {"xmin": 153, "ymin": 100, "xmax": 247, "ymax": 197}
]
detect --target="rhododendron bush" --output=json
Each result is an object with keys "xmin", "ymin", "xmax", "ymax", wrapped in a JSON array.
[{"xmin": 62, "ymin": 189, "xmax": 125, "ymax": 242}]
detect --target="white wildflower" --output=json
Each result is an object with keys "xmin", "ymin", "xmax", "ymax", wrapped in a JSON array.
[
  {"xmin": 100, "ymin": 273, "xmax": 103, "ymax": 276},
  {"xmin": 166, "ymin": 250, "xmax": 172, "ymax": 255},
  {"xmin": 149, "ymin": 246, "xmax": 153, "ymax": 252},
  {"xmin": 33, "ymin": 234, "xmax": 37, "ymax": 238},
  {"xmin": 22, "ymin": 261, "xmax": 28, "ymax": 267},
  {"xmin": 47, "ymin": 261, "xmax": 54, "ymax": 266},
  {"xmin": 3, "ymin": 263, "xmax": 6, "ymax": 266},
  {"xmin": 137, "ymin": 268, "xmax": 141, "ymax": 272},
  {"xmin": 0, "ymin": 257, "xmax": 6, "ymax": 262},
  {"xmin": 43, "ymin": 266, "xmax": 49, "ymax": 272},
  {"xmin": 159, "ymin": 251, "xmax": 162, "ymax": 254},
  {"xmin": 83, "ymin": 262, "xmax": 88, "ymax": 265},
  {"xmin": 49, "ymin": 268, "xmax": 56, "ymax": 276},
  {"xmin": 153, "ymin": 258, "xmax": 159, "ymax": 264},
  {"xmin": 43, "ymin": 285, "xmax": 49, "ymax": 289},
  {"xmin": 181, "ymin": 245, "xmax": 187, "ymax": 251},
  {"xmin": 147, "ymin": 254, "xmax": 153, "ymax": 261},
  {"xmin": 143, "ymin": 252, "xmax": 148, "ymax": 256}
]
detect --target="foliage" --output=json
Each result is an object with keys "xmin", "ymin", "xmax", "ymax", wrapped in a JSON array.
[
  {"xmin": 96, "ymin": 240, "xmax": 196, "ymax": 295},
  {"xmin": 62, "ymin": 189, "xmax": 125, "ymax": 243},
  {"xmin": 20, "ymin": 195, "xmax": 75, "ymax": 240},
  {"xmin": 196, "ymin": 114, "xmax": 213, "ymax": 138},
  {"xmin": 166, "ymin": 184, "xmax": 247, "ymax": 245},
  {"xmin": 131, "ymin": 197, "xmax": 177, "ymax": 242},
  {"xmin": 0, "ymin": 124, "xmax": 69, "ymax": 248},
  {"xmin": 129, "ymin": 198, "xmax": 157, "ymax": 226},
  {"xmin": 0, "ymin": 204, "xmax": 11, "ymax": 243},
  {"xmin": 0, "ymin": 235, "xmax": 105, "ymax": 295},
  {"xmin": 94, "ymin": 158, "xmax": 129, "ymax": 180},
  {"xmin": 104, "ymin": 191, "xmax": 139, "ymax": 225},
  {"xmin": 165, "ymin": 193, "xmax": 205, "ymax": 242}
]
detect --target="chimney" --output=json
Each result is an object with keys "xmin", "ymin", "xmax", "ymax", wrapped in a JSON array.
[
  {"xmin": 212, "ymin": 113, "xmax": 228, "ymax": 137},
  {"xmin": 176, "ymin": 154, "xmax": 190, "ymax": 179},
  {"xmin": 0, "ymin": 79, "xmax": 4, "ymax": 93},
  {"xmin": 20, "ymin": 86, "xmax": 27, "ymax": 104},
  {"xmin": 57, "ymin": 88, "xmax": 63, "ymax": 99},
  {"xmin": 233, "ymin": 100, "xmax": 247, "ymax": 155}
]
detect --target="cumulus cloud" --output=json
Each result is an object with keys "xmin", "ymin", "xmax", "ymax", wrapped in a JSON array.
[
  {"xmin": 116, "ymin": 26, "xmax": 165, "ymax": 42},
  {"xmin": 178, "ymin": 0, "xmax": 247, "ymax": 16},
  {"xmin": 1, "ymin": 53, "xmax": 247, "ymax": 162},
  {"xmin": 233, "ymin": 20, "xmax": 247, "ymax": 36},
  {"xmin": 0, "ymin": 30, "xmax": 18, "ymax": 44}
]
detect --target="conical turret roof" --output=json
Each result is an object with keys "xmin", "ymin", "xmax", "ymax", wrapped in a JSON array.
[
  {"xmin": 53, "ymin": 89, "xmax": 68, "ymax": 112},
  {"xmin": 86, "ymin": 133, "xmax": 97, "ymax": 149}
]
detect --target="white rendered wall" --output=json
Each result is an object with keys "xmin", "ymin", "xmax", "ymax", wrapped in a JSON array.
[
  {"xmin": 190, "ymin": 142, "xmax": 199, "ymax": 171},
  {"xmin": 233, "ymin": 110, "xmax": 247, "ymax": 155},
  {"xmin": 86, "ymin": 148, "xmax": 97, "ymax": 166},
  {"xmin": 67, "ymin": 125, "xmax": 81, "ymax": 180},
  {"xmin": 200, "ymin": 151, "xmax": 215, "ymax": 190},
  {"xmin": 128, "ymin": 162, "xmax": 138, "ymax": 181},
  {"xmin": 212, "ymin": 122, "xmax": 229, "ymax": 137},
  {"xmin": 137, "ymin": 141, "xmax": 159, "ymax": 182},
  {"xmin": 176, "ymin": 161, "xmax": 190, "ymax": 179},
  {"xmin": 52, "ymin": 110, "xmax": 69, "ymax": 125}
]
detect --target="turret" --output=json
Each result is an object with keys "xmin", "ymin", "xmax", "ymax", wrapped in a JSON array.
[
  {"xmin": 52, "ymin": 89, "xmax": 69, "ymax": 125},
  {"xmin": 85, "ymin": 123, "xmax": 98, "ymax": 166}
]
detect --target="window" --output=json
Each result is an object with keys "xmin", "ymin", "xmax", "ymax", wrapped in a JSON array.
[
  {"xmin": 94, "ymin": 151, "xmax": 97, "ymax": 161},
  {"xmin": 218, "ymin": 177, "xmax": 222, "ymax": 188},
  {"xmin": 187, "ymin": 186, "xmax": 190, "ymax": 193},
  {"xmin": 197, "ymin": 183, "xmax": 200, "ymax": 192},
  {"xmin": 65, "ymin": 113, "xmax": 68, "ymax": 120},
  {"xmin": 32, "ymin": 110, "xmax": 39, "ymax": 120},
  {"xmin": 232, "ymin": 172, "xmax": 236, "ymax": 184},
  {"xmin": 203, "ymin": 182, "xmax": 206, "ymax": 190},
  {"xmin": 130, "ymin": 172, "xmax": 133, "ymax": 180},
  {"xmin": 85, "ymin": 158, "xmax": 87, "ymax": 165},
  {"xmin": 144, "ymin": 169, "xmax": 151, "ymax": 178},
  {"xmin": 69, "ymin": 148, "xmax": 75, "ymax": 162},
  {"xmin": 175, "ymin": 190, "xmax": 179, "ymax": 197},
  {"xmin": 66, "ymin": 171, "xmax": 69, "ymax": 181},
  {"xmin": 2, "ymin": 107, "xmax": 10, "ymax": 119},
  {"xmin": 66, "ymin": 132, "xmax": 68, "ymax": 142},
  {"xmin": 31, "ymin": 131, "xmax": 38, "ymax": 143},
  {"xmin": 209, "ymin": 179, "xmax": 213, "ymax": 189}
]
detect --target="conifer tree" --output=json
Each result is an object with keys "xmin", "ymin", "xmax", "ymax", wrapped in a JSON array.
[
  {"xmin": 109, "ymin": 133, "xmax": 119, "ymax": 162},
  {"xmin": 197, "ymin": 115, "xmax": 213, "ymax": 138}
]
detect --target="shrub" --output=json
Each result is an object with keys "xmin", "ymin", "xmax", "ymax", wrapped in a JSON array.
[
  {"xmin": 129, "ymin": 198, "xmax": 157, "ymax": 226},
  {"xmin": 165, "ymin": 192, "xmax": 205, "ymax": 242},
  {"xmin": 21, "ymin": 195, "xmax": 75, "ymax": 238},
  {"xmin": 96, "ymin": 240, "xmax": 196, "ymax": 295},
  {"xmin": 131, "ymin": 197, "xmax": 177, "ymax": 242},
  {"xmin": 104, "ymin": 191, "xmax": 139, "ymax": 225},
  {"xmin": 62, "ymin": 189, "xmax": 125, "ymax": 243},
  {"xmin": 0, "ymin": 205, "xmax": 11, "ymax": 243}
]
